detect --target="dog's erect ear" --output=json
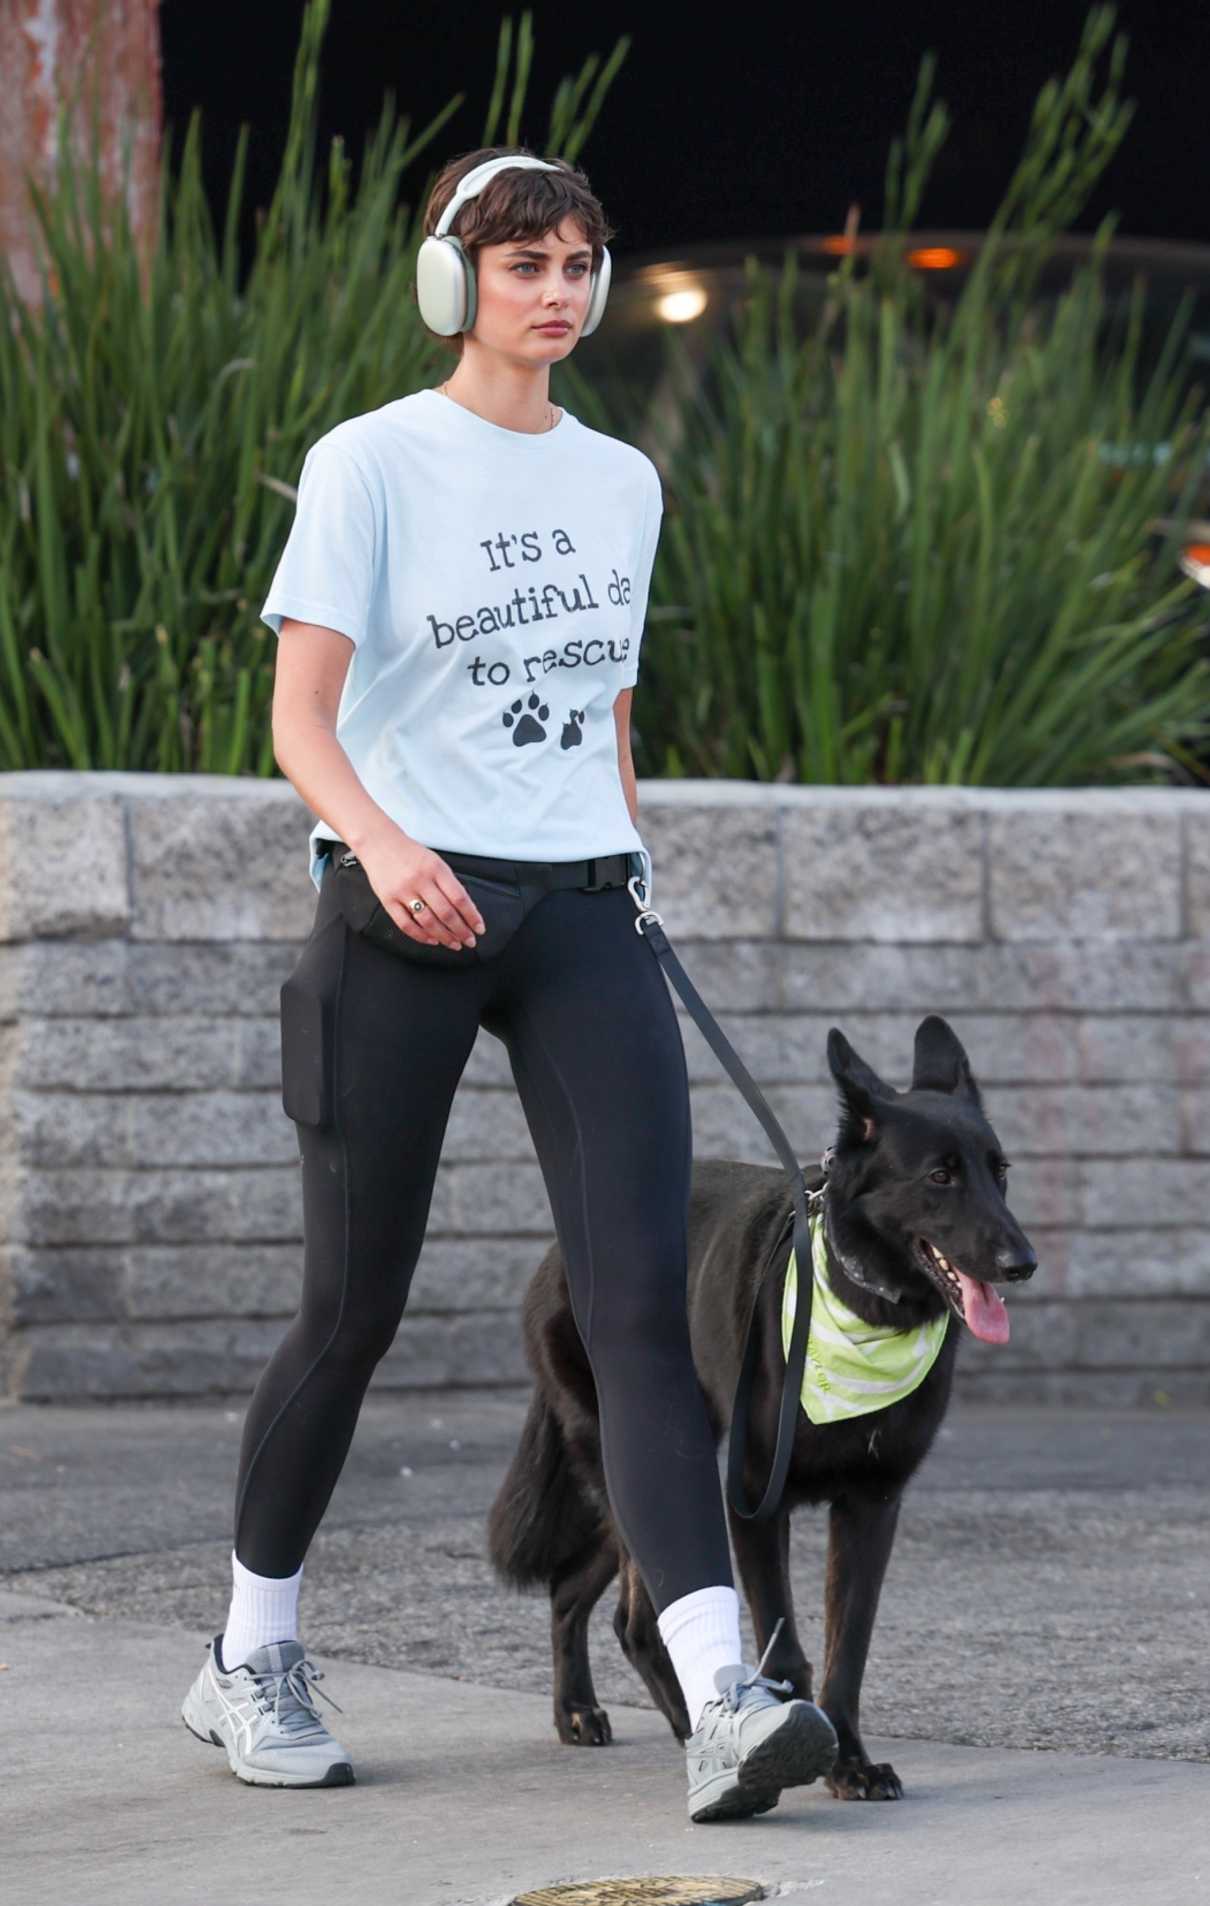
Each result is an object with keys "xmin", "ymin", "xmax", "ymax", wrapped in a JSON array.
[
  {"xmin": 827, "ymin": 1028, "xmax": 897, "ymax": 1145},
  {"xmin": 910, "ymin": 1014, "xmax": 984, "ymax": 1108}
]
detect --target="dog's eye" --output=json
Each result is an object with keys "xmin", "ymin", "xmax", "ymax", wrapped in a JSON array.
[{"xmin": 929, "ymin": 1168, "xmax": 952, "ymax": 1185}]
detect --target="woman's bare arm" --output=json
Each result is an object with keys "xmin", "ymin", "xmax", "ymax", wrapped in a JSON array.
[
  {"xmin": 271, "ymin": 618, "xmax": 402, "ymax": 854},
  {"xmin": 614, "ymin": 685, "xmax": 638, "ymax": 826},
  {"xmin": 271, "ymin": 618, "xmax": 484, "ymax": 946}
]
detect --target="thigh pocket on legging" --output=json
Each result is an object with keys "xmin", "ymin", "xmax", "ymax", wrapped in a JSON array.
[{"xmin": 280, "ymin": 942, "xmax": 338, "ymax": 1128}]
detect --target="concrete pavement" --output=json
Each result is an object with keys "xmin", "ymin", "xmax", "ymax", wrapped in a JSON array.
[{"xmin": 2, "ymin": 1392, "xmax": 1207, "ymax": 1905}]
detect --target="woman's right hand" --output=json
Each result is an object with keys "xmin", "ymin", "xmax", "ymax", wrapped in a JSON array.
[{"xmin": 356, "ymin": 830, "xmax": 487, "ymax": 951}]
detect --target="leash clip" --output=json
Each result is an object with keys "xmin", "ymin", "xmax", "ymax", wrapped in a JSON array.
[{"xmin": 627, "ymin": 871, "xmax": 663, "ymax": 936}]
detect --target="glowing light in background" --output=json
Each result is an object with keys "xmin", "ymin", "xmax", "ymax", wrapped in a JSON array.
[
  {"xmin": 655, "ymin": 285, "xmax": 709, "ymax": 324},
  {"xmin": 907, "ymin": 247, "xmax": 964, "ymax": 270},
  {"xmin": 1181, "ymin": 542, "xmax": 1210, "ymax": 588}
]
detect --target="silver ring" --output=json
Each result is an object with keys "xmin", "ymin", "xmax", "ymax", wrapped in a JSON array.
[{"xmin": 409, "ymin": 897, "xmax": 425, "ymax": 914}]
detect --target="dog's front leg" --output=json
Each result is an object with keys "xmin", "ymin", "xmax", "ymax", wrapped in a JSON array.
[
  {"xmin": 551, "ymin": 1537, "xmax": 621, "ymax": 1745},
  {"xmin": 726, "ymin": 1501, "xmax": 813, "ymax": 1698},
  {"xmin": 819, "ymin": 1489, "xmax": 905, "ymax": 1801},
  {"xmin": 612, "ymin": 1552, "xmax": 698, "ymax": 1744}
]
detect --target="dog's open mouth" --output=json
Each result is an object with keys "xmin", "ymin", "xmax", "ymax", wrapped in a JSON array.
[{"xmin": 915, "ymin": 1238, "xmax": 1011, "ymax": 1345}]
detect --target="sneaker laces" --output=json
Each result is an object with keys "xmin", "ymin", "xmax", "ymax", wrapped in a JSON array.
[
  {"xmin": 715, "ymin": 1614, "xmax": 794, "ymax": 1715},
  {"xmin": 247, "ymin": 1655, "xmax": 344, "ymax": 1734}
]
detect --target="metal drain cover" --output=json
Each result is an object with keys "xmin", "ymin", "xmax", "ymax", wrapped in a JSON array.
[{"xmin": 510, "ymin": 1880, "xmax": 765, "ymax": 1906}]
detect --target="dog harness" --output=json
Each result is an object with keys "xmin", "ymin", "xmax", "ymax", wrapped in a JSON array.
[{"xmin": 780, "ymin": 1208, "xmax": 950, "ymax": 1424}]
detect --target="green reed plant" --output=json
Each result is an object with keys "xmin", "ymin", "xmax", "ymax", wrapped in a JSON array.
[
  {"xmin": 0, "ymin": 2, "xmax": 630, "ymax": 773},
  {"xmin": 4, "ymin": 0, "xmax": 1208, "ymax": 790},
  {"xmin": 628, "ymin": 4, "xmax": 1210, "ymax": 786}
]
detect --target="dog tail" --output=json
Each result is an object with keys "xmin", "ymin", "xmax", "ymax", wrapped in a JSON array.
[{"xmin": 487, "ymin": 1383, "xmax": 592, "ymax": 1588}]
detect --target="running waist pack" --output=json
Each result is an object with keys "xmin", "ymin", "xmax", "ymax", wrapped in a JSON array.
[{"xmin": 326, "ymin": 843, "xmax": 632, "ymax": 968}]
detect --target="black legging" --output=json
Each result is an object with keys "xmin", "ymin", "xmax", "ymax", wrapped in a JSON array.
[{"xmin": 233, "ymin": 849, "xmax": 735, "ymax": 1616}]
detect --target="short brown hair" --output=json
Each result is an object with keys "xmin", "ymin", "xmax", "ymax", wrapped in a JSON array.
[{"xmin": 414, "ymin": 145, "xmax": 616, "ymax": 358}]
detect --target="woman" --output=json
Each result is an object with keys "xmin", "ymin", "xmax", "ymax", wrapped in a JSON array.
[{"xmin": 181, "ymin": 145, "xmax": 837, "ymax": 1824}]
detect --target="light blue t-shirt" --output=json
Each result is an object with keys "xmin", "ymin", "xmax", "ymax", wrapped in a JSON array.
[{"xmin": 261, "ymin": 388, "xmax": 661, "ymax": 897}]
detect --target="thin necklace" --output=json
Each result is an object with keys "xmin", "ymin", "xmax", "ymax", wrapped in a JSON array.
[{"xmin": 439, "ymin": 380, "xmax": 558, "ymax": 433}]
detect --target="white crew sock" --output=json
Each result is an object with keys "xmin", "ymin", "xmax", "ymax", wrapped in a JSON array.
[
  {"xmin": 221, "ymin": 1549, "xmax": 304, "ymax": 1670},
  {"xmin": 656, "ymin": 1583, "xmax": 745, "ymax": 1733}
]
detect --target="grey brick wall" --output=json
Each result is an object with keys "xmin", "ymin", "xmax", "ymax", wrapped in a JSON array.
[{"xmin": 1, "ymin": 771, "xmax": 1207, "ymax": 1406}]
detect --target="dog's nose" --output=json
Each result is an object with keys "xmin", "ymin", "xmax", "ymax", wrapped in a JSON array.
[{"xmin": 996, "ymin": 1246, "xmax": 1036, "ymax": 1283}]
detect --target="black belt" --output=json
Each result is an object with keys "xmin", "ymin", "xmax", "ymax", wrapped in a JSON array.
[{"xmin": 319, "ymin": 839, "xmax": 632, "ymax": 894}]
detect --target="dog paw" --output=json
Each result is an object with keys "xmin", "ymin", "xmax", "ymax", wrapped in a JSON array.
[
  {"xmin": 554, "ymin": 1701, "xmax": 613, "ymax": 1745},
  {"xmin": 502, "ymin": 692, "xmax": 549, "ymax": 744},
  {"xmin": 827, "ymin": 1756, "xmax": 904, "ymax": 1801}
]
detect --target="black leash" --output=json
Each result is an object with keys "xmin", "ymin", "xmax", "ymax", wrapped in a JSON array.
[{"xmin": 626, "ymin": 871, "xmax": 826, "ymax": 1522}]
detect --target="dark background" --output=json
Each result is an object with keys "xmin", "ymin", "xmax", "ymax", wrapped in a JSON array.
[{"xmin": 160, "ymin": 0, "xmax": 1210, "ymax": 264}]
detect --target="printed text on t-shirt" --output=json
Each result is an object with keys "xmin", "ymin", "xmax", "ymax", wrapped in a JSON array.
[{"xmin": 426, "ymin": 525, "xmax": 637, "ymax": 687}]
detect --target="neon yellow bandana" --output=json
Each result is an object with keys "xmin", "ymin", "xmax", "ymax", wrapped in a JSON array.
[{"xmin": 780, "ymin": 1207, "xmax": 950, "ymax": 1425}]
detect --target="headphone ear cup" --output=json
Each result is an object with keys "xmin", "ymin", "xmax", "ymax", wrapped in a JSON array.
[
  {"xmin": 455, "ymin": 235, "xmax": 477, "ymax": 333},
  {"xmin": 579, "ymin": 244, "xmax": 611, "ymax": 339},
  {"xmin": 415, "ymin": 233, "xmax": 475, "ymax": 336}
]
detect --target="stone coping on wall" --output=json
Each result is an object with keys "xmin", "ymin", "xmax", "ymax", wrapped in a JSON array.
[{"xmin": 2, "ymin": 769, "xmax": 1210, "ymax": 944}]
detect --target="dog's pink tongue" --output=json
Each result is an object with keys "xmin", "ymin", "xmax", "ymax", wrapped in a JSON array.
[{"xmin": 955, "ymin": 1270, "xmax": 1011, "ymax": 1344}]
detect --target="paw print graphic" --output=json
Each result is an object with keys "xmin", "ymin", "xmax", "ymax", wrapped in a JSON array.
[{"xmin": 502, "ymin": 692, "xmax": 549, "ymax": 745}]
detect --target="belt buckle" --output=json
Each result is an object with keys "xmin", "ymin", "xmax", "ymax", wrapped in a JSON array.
[{"xmin": 580, "ymin": 854, "xmax": 619, "ymax": 893}]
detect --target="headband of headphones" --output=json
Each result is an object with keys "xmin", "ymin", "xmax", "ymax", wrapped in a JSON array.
[
  {"xmin": 416, "ymin": 154, "xmax": 612, "ymax": 339},
  {"xmin": 433, "ymin": 155, "xmax": 563, "ymax": 238}
]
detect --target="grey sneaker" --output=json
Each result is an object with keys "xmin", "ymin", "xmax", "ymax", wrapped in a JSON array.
[
  {"xmin": 180, "ymin": 1634, "xmax": 355, "ymax": 1788},
  {"xmin": 685, "ymin": 1617, "xmax": 838, "ymax": 1822}
]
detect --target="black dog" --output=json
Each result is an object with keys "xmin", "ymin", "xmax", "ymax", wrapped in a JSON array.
[{"xmin": 487, "ymin": 1013, "xmax": 1036, "ymax": 1799}]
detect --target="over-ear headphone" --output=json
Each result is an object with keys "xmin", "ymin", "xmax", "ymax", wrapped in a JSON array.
[{"xmin": 415, "ymin": 155, "xmax": 612, "ymax": 339}]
